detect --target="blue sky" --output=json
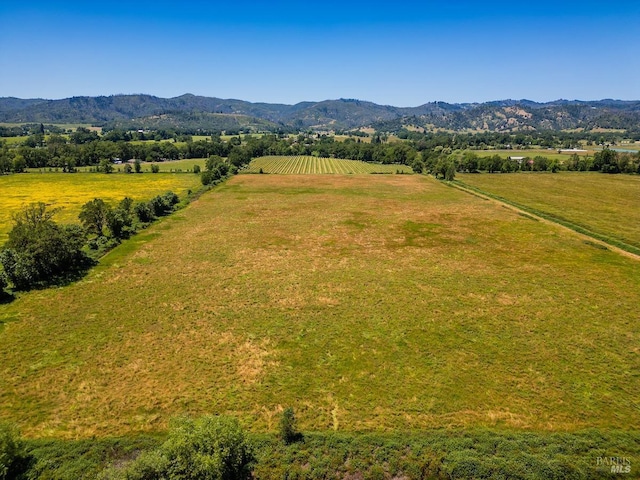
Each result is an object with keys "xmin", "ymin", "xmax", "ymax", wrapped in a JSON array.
[{"xmin": 1, "ymin": 1, "xmax": 639, "ymax": 106}]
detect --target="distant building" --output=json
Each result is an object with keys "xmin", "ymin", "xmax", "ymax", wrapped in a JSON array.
[{"xmin": 559, "ymin": 148, "xmax": 587, "ymax": 154}]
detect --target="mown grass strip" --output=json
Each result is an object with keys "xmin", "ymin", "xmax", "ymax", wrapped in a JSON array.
[{"xmin": 452, "ymin": 179, "xmax": 640, "ymax": 257}]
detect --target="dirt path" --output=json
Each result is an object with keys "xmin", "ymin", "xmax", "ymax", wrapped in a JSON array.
[{"xmin": 450, "ymin": 181, "xmax": 640, "ymax": 262}]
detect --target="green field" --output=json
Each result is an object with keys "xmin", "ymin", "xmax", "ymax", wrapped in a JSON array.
[
  {"xmin": 244, "ymin": 155, "xmax": 413, "ymax": 174},
  {"xmin": 1, "ymin": 174, "xmax": 638, "ymax": 440},
  {"xmin": 0, "ymin": 172, "xmax": 201, "ymax": 243},
  {"xmin": 457, "ymin": 172, "xmax": 640, "ymax": 252},
  {"xmin": 468, "ymin": 148, "xmax": 594, "ymax": 162}
]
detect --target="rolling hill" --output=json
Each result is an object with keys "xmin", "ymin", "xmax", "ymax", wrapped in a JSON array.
[{"xmin": 1, "ymin": 94, "xmax": 639, "ymax": 132}]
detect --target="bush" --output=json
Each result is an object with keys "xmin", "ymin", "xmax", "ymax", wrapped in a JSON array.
[
  {"xmin": 0, "ymin": 423, "xmax": 27, "ymax": 480},
  {"xmin": 102, "ymin": 415, "xmax": 254, "ymax": 480},
  {"xmin": 150, "ymin": 164, "xmax": 159, "ymax": 173},
  {"xmin": 0, "ymin": 271, "xmax": 7, "ymax": 294},
  {"xmin": 193, "ymin": 164, "xmax": 201, "ymax": 174}
]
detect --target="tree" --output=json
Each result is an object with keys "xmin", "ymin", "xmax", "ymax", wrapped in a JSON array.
[
  {"xmin": 593, "ymin": 148, "xmax": 620, "ymax": 173},
  {"xmin": 0, "ymin": 203, "xmax": 89, "ymax": 290},
  {"xmin": 134, "ymin": 158, "xmax": 142, "ymax": 173},
  {"xmin": 444, "ymin": 161, "xmax": 456, "ymax": 181},
  {"xmin": 134, "ymin": 202, "xmax": 155, "ymax": 223},
  {"xmin": 79, "ymin": 198, "xmax": 110, "ymax": 236},
  {"xmin": 98, "ymin": 158, "xmax": 114, "ymax": 173},
  {"xmin": 106, "ymin": 208, "xmax": 133, "ymax": 239}
]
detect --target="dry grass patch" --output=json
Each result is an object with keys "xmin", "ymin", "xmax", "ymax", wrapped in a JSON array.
[{"xmin": 0, "ymin": 174, "xmax": 639, "ymax": 438}]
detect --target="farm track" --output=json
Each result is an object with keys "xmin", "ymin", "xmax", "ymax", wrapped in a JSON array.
[{"xmin": 451, "ymin": 180, "xmax": 640, "ymax": 262}]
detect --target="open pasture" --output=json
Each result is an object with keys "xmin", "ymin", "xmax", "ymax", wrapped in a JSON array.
[
  {"xmin": 457, "ymin": 172, "xmax": 640, "ymax": 252},
  {"xmin": 0, "ymin": 174, "xmax": 638, "ymax": 438},
  {"xmin": 0, "ymin": 172, "xmax": 201, "ymax": 243},
  {"xmin": 244, "ymin": 155, "xmax": 412, "ymax": 174},
  {"xmin": 468, "ymin": 148, "xmax": 593, "ymax": 161}
]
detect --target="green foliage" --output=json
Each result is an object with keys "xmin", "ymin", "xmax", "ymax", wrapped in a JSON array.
[
  {"xmin": 105, "ymin": 208, "xmax": 133, "ymax": 239},
  {"xmin": 79, "ymin": 198, "xmax": 110, "ymax": 236},
  {"xmin": 278, "ymin": 408, "xmax": 300, "ymax": 445},
  {"xmin": 201, "ymin": 156, "xmax": 229, "ymax": 185},
  {"xmin": 102, "ymin": 416, "xmax": 254, "ymax": 480},
  {"xmin": 193, "ymin": 164, "xmax": 201, "ymax": 174},
  {"xmin": 119, "ymin": 197, "xmax": 134, "ymax": 213},
  {"xmin": 98, "ymin": 158, "xmax": 114, "ymax": 174},
  {"xmin": 0, "ymin": 203, "xmax": 90, "ymax": 290},
  {"xmin": 0, "ymin": 423, "xmax": 27, "ymax": 480},
  {"xmin": 150, "ymin": 164, "xmax": 160, "ymax": 173},
  {"xmin": 134, "ymin": 158, "xmax": 142, "ymax": 173},
  {"xmin": 134, "ymin": 202, "xmax": 155, "ymax": 223},
  {"xmin": 24, "ymin": 436, "xmax": 160, "ymax": 480},
  {"xmin": 148, "ymin": 192, "xmax": 179, "ymax": 217}
]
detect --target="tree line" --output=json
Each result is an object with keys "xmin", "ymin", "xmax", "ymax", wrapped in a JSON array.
[{"xmin": 1, "ymin": 128, "xmax": 639, "ymax": 178}]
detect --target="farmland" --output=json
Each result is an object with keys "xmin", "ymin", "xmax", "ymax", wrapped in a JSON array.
[
  {"xmin": 457, "ymin": 172, "xmax": 640, "ymax": 252},
  {"xmin": 244, "ymin": 155, "xmax": 413, "ymax": 174},
  {"xmin": 1, "ymin": 174, "xmax": 638, "ymax": 440},
  {"xmin": 0, "ymin": 172, "xmax": 201, "ymax": 242}
]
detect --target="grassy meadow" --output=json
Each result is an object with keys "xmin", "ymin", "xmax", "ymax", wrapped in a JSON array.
[
  {"xmin": 0, "ymin": 172, "xmax": 201, "ymax": 242},
  {"xmin": 457, "ymin": 172, "xmax": 640, "ymax": 252},
  {"xmin": 245, "ymin": 155, "xmax": 413, "ymax": 174},
  {"xmin": 468, "ymin": 148, "xmax": 593, "ymax": 162},
  {"xmin": 0, "ymin": 174, "xmax": 638, "ymax": 439}
]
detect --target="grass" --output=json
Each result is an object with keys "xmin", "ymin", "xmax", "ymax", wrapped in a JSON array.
[
  {"xmin": 467, "ymin": 148, "xmax": 593, "ymax": 162},
  {"xmin": 457, "ymin": 172, "xmax": 640, "ymax": 252},
  {"xmin": 0, "ymin": 174, "xmax": 638, "ymax": 439},
  {"xmin": 244, "ymin": 155, "xmax": 413, "ymax": 174},
  {"xmin": 0, "ymin": 172, "xmax": 201, "ymax": 243}
]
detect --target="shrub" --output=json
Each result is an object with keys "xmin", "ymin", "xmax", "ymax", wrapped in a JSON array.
[
  {"xmin": 279, "ymin": 407, "xmax": 301, "ymax": 444},
  {"xmin": 161, "ymin": 191, "xmax": 179, "ymax": 207},
  {"xmin": 193, "ymin": 164, "xmax": 201, "ymax": 174},
  {"xmin": 102, "ymin": 415, "xmax": 254, "ymax": 480},
  {"xmin": 150, "ymin": 164, "xmax": 159, "ymax": 173},
  {"xmin": 0, "ymin": 271, "xmax": 7, "ymax": 294},
  {"xmin": 0, "ymin": 423, "xmax": 27, "ymax": 480}
]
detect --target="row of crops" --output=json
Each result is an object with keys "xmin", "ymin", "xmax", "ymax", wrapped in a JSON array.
[{"xmin": 243, "ymin": 156, "xmax": 413, "ymax": 174}]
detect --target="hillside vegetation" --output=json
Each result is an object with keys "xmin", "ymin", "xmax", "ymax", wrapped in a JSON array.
[{"xmin": 2, "ymin": 94, "xmax": 640, "ymax": 132}]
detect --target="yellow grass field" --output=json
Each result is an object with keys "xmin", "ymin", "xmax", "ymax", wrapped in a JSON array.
[{"xmin": 0, "ymin": 172, "xmax": 201, "ymax": 243}]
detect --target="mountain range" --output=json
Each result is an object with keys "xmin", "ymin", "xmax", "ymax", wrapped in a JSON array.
[{"xmin": 1, "ymin": 94, "xmax": 639, "ymax": 133}]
